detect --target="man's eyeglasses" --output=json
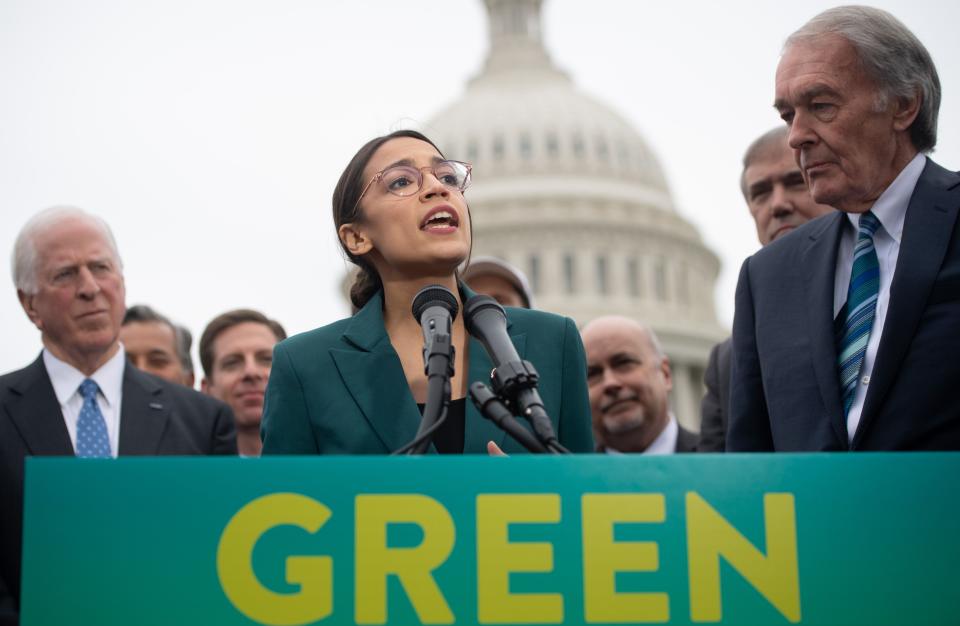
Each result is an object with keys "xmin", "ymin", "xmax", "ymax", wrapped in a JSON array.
[{"xmin": 355, "ymin": 160, "xmax": 472, "ymax": 210}]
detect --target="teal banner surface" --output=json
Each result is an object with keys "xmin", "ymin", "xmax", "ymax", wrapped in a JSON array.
[{"xmin": 20, "ymin": 454, "xmax": 960, "ymax": 625}]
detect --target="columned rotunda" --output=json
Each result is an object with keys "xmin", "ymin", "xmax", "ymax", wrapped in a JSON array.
[{"xmin": 426, "ymin": 0, "xmax": 726, "ymax": 431}]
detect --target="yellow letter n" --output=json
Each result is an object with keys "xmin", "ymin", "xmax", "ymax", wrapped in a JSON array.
[{"xmin": 686, "ymin": 492, "xmax": 800, "ymax": 623}]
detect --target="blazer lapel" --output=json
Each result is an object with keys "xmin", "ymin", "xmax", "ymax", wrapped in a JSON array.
[
  {"xmin": 853, "ymin": 161, "xmax": 960, "ymax": 448},
  {"xmin": 118, "ymin": 365, "xmax": 171, "ymax": 455},
  {"xmin": 331, "ymin": 291, "xmax": 425, "ymax": 453},
  {"xmin": 801, "ymin": 212, "xmax": 849, "ymax": 447},
  {"xmin": 3, "ymin": 355, "xmax": 73, "ymax": 455}
]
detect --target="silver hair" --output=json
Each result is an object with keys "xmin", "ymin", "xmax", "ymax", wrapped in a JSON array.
[
  {"xmin": 740, "ymin": 126, "xmax": 790, "ymax": 198},
  {"xmin": 785, "ymin": 5, "xmax": 941, "ymax": 153},
  {"xmin": 12, "ymin": 206, "xmax": 123, "ymax": 294}
]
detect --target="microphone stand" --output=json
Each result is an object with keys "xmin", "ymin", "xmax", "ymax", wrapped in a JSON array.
[
  {"xmin": 488, "ymin": 360, "xmax": 570, "ymax": 454},
  {"xmin": 469, "ymin": 382, "xmax": 547, "ymax": 453},
  {"xmin": 406, "ymin": 332, "xmax": 454, "ymax": 455}
]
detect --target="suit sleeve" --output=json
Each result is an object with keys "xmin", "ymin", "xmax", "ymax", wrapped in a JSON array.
[
  {"xmin": 557, "ymin": 316, "xmax": 595, "ymax": 453},
  {"xmin": 210, "ymin": 402, "xmax": 239, "ymax": 455},
  {"xmin": 0, "ymin": 571, "xmax": 17, "ymax": 626},
  {"xmin": 727, "ymin": 257, "xmax": 775, "ymax": 451},
  {"xmin": 261, "ymin": 341, "xmax": 320, "ymax": 454},
  {"xmin": 698, "ymin": 342, "xmax": 726, "ymax": 452}
]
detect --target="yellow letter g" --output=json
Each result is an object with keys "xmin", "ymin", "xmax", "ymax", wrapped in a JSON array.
[{"xmin": 217, "ymin": 493, "xmax": 333, "ymax": 626}]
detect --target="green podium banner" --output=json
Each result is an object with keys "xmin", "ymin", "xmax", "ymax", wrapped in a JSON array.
[{"xmin": 21, "ymin": 454, "xmax": 960, "ymax": 625}]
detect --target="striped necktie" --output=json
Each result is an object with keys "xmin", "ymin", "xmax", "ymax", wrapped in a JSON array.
[
  {"xmin": 838, "ymin": 211, "xmax": 881, "ymax": 416},
  {"xmin": 76, "ymin": 378, "xmax": 111, "ymax": 458}
]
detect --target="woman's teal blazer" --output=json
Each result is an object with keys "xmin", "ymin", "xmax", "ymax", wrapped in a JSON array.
[{"xmin": 261, "ymin": 286, "xmax": 593, "ymax": 454}]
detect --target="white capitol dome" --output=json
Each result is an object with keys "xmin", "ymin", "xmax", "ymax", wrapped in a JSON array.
[{"xmin": 425, "ymin": 0, "xmax": 726, "ymax": 430}]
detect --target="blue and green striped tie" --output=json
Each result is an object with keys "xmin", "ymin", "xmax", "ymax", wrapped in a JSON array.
[{"xmin": 838, "ymin": 211, "xmax": 881, "ymax": 416}]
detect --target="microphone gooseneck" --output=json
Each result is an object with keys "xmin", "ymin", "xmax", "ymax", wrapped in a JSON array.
[
  {"xmin": 463, "ymin": 295, "xmax": 567, "ymax": 453},
  {"xmin": 396, "ymin": 284, "xmax": 459, "ymax": 456}
]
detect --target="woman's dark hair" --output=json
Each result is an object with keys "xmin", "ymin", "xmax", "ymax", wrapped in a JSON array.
[{"xmin": 333, "ymin": 129, "xmax": 458, "ymax": 310}]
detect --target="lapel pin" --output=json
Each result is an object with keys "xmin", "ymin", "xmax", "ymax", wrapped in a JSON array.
[{"xmin": 149, "ymin": 402, "xmax": 164, "ymax": 410}]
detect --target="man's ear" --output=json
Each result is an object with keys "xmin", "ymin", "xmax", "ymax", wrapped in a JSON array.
[
  {"xmin": 892, "ymin": 89, "xmax": 921, "ymax": 133},
  {"xmin": 660, "ymin": 355, "xmax": 673, "ymax": 392},
  {"xmin": 200, "ymin": 377, "xmax": 210, "ymax": 393},
  {"xmin": 338, "ymin": 223, "xmax": 373, "ymax": 257},
  {"xmin": 17, "ymin": 289, "xmax": 43, "ymax": 331}
]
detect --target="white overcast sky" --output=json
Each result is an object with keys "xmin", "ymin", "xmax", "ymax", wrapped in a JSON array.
[{"xmin": 1, "ymin": 0, "xmax": 957, "ymax": 375}]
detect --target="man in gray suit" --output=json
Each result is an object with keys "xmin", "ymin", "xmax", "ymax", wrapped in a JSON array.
[
  {"xmin": 698, "ymin": 127, "xmax": 832, "ymax": 451},
  {"xmin": 729, "ymin": 7, "xmax": 960, "ymax": 451},
  {"xmin": 0, "ymin": 207, "xmax": 236, "ymax": 624}
]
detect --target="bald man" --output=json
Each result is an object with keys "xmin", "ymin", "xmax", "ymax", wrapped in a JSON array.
[{"xmin": 582, "ymin": 316, "xmax": 696, "ymax": 454}]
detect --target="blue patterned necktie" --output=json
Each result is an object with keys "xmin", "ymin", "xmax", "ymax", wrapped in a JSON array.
[
  {"xmin": 76, "ymin": 378, "xmax": 111, "ymax": 458},
  {"xmin": 838, "ymin": 211, "xmax": 881, "ymax": 416}
]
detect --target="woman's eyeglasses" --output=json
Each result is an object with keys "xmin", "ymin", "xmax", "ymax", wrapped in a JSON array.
[{"xmin": 355, "ymin": 160, "xmax": 472, "ymax": 210}]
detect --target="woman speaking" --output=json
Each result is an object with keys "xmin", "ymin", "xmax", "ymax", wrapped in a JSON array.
[{"xmin": 261, "ymin": 130, "xmax": 592, "ymax": 454}]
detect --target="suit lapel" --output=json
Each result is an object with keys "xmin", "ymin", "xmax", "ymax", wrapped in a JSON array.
[
  {"xmin": 801, "ymin": 212, "xmax": 849, "ymax": 447},
  {"xmin": 3, "ymin": 355, "xmax": 73, "ymax": 455},
  {"xmin": 118, "ymin": 365, "xmax": 171, "ymax": 455},
  {"xmin": 854, "ymin": 161, "xmax": 960, "ymax": 448},
  {"xmin": 331, "ymin": 291, "xmax": 424, "ymax": 453}
]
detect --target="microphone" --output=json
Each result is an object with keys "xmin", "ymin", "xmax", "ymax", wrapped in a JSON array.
[
  {"xmin": 404, "ymin": 285, "xmax": 459, "ymax": 455},
  {"xmin": 463, "ymin": 295, "xmax": 566, "ymax": 452},
  {"xmin": 412, "ymin": 284, "xmax": 459, "ymax": 378},
  {"xmin": 469, "ymin": 382, "xmax": 546, "ymax": 453}
]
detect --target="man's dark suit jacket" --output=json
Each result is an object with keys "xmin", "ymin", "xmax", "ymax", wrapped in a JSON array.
[
  {"xmin": 0, "ymin": 355, "xmax": 237, "ymax": 624},
  {"xmin": 676, "ymin": 424, "xmax": 699, "ymax": 453},
  {"xmin": 698, "ymin": 338, "xmax": 731, "ymax": 452},
  {"xmin": 728, "ymin": 159, "xmax": 960, "ymax": 451}
]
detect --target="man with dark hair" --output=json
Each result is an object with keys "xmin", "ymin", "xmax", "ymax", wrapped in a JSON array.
[
  {"xmin": 729, "ymin": 6, "xmax": 960, "ymax": 451},
  {"xmin": 120, "ymin": 304, "xmax": 194, "ymax": 387},
  {"xmin": 698, "ymin": 127, "xmax": 832, "ymax": 451},
  {"xmin": 200, "ymin": 309, "xmax": 286, "ymax": 457},
  {"xmin": 0, "ymin": 207, "xmax": 237, "ymax": 624}
]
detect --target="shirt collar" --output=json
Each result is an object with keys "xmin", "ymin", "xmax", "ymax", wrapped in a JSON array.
[
  {"xmin": 44, "ymin": 344, "xmax": 126, "ymax": 408},
  {"xmin": 602, "ymin": 414, "xmax": 679, "ymax": 455},
  {"xmin": 845, "ymin": 152, "xmax": 925, "ymax": 244},
  {"xmin": 642, "ymin": 414, "xmax": 678, "ymax": 455}
]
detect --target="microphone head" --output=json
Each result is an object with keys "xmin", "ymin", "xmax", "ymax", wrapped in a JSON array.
[
  {"xmin": 412, "ymin": 284, "xmax": 459, "ymax": 325},
  {"xmin": 463, "ymin": 295, "xmax": 506, "ymax": 336}
]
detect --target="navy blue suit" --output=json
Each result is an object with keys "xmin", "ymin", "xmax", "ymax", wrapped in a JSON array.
[
  {"xmin": 729, "ymin": 159, "xmax": 960, "ymax": 451},
  {"xmin": 0, "ymin": 357, "xmax": 237, "ymax": 624}
]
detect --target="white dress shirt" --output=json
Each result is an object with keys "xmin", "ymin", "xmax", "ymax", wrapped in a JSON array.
[
  {"xmin": 43, "ymin": 345, "xmax": 126, "ymax": 457},
  {"xmin": 603, "ymin": 413, "xmax": 680, "ymax": 455},
  {"xmin": 833, "ymin": 153, "xmax": 925, "ymax": 441}
]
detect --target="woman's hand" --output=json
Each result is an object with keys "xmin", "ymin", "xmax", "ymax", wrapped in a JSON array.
[{"xmin": 486, "ymin": 441, "xmax": 507, "ymax": 456}]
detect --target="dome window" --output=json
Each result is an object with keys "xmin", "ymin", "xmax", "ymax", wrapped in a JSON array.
[
  {"xmin": 596, "ymin": 137, "xmax": 609, "ymax": 162},
  {"xmin": 528, "ymin": 253, "xmax": 541, "ymax": 294},
  {"xmin": 627, "ymin": 257, "xmax": 642, "ymax": 298},
  {"xmin": 493, "ymin": 135, "xmax": 505, "ymax": 160},
  {"xmin": 572, "ymin": 134, "xmax": 585, "ymax": 160},
  {"xmin": 545, "ymin": 133, "xmax": 559, "ymax": 158},
  {"xmin": 596, "ymin": 255, "xmax": 608, "ymax": 295},
  {"xmin": 519, "ymin": 134, "xmax": 533, "ymax": 160},
  {"xmin": 654, "ymin": 258, "xmax": 669, "ymax": 302},
  {"xmin": 563, "ymin": 253, "xmax": 577, "ymax": 294}
]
